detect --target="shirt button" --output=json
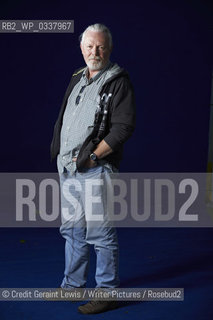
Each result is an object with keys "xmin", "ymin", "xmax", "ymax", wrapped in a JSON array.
[
  {"xmin": 62, "ymin": 156, "xmax": 65, "ymax": 160},
  {"xmin": 67, "ymin": 126, "xmax": 70, "ymax": 130},
  {"xmin": 80, "ymin": 98, "xmax": 83, "ymax": 102},
  {"xmin": 65, "ymin": 142, "xmax": 67, "ymax": 146}
]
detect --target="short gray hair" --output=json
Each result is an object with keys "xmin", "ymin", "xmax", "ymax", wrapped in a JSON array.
[{"xmin": 80, "ymin": 23, "xmax": 112, "ymax": 48}]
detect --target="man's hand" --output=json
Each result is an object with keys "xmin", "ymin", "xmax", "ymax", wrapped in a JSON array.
[
  {"xmin": 84, "ymin": 158, "xmax": 97, "ymax": 168},
  {"xmin": 72, "ymin": 139, "xmax": 112, "ymax": 169},
  {"xmin": 72, "ymin": 157, "xmax": 97, "ymax": 168}
]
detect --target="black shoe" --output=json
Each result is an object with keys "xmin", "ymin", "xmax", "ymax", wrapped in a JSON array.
[{"xmin": 78, "ymin": 300, "xmax": 119, "ymax": 314}]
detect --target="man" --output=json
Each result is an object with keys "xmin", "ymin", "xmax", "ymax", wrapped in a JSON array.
[{"xmin": 50, "ymin": 23, "xmax": 136, "ymax": 314}]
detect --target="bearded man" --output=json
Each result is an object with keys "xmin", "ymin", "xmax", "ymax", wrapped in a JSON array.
[{"xmin": 50, "ymin": 23, "xmax": 136, "ymax": 314}]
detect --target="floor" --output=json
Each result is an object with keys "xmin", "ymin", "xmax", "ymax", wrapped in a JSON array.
[{"xmin": 0, "ymin": 227, "xmax": 212, "ymax": 320}]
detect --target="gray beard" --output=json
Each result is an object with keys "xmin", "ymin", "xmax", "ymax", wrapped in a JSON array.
[{"xmin": 87, "ymin": 59, "xmax": 105, "ymax": 71}]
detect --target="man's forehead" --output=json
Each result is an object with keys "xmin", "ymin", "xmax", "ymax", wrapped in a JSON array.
[{"xmin": 84, "ymin": 30, "xmax": 108, "ymax": 44}]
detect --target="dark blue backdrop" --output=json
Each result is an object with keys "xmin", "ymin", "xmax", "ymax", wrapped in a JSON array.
[{"xmin": 0, "ymin": 0, "xmax": 212, "ymax": 172}]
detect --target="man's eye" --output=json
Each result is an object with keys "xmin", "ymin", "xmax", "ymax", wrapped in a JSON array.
[{"xmin": 87, "ymin": 45, "xmax": 92, "ymax": 48}]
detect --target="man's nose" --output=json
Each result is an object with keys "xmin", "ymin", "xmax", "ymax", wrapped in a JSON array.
[{"xmin": 91, "ymin": 46, "xmax": 99, "ymax": 56}]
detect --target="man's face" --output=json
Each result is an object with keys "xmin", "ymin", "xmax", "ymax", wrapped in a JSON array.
[{"xmin": 80, "ymin": 30, "xmax": 111, "ymax": 71}]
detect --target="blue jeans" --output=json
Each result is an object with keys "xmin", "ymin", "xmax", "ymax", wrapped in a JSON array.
[{"xmin": 59, "ymin": 165, "xmax": 120, "ymax": 288}]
